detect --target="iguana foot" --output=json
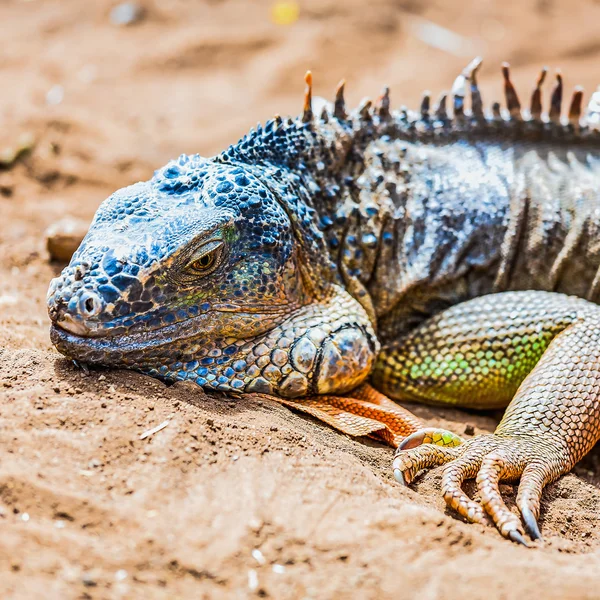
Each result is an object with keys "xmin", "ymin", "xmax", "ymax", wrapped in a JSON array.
[
  {"xmin": 393, "ymin": 432, "xmax": 567, "ymax": 543},
  {"xmin": 375, "ymin": 292, "xmax": 600, "ymax": 543},
  {"xmin": 273, "ymin": 384, "xmax": 424, "ymax": 447}
]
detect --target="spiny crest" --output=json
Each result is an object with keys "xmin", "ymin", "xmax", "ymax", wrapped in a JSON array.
[
  {"xmin": 302, "ymin": 70, "xmax": 313, "ymax": 123},
  {"xmin": 448, "ymin": 59, "xmax": 598, "ymax": 132},
  {"xmin": 435, "ymin": 93, "xmax": 448, "ymax": 121},
  {"xmin": 469, "ymin": 60, "xmax": 484, "ymax": 119},
  {"xmin": 530, "ymin": 67, "xmax": 547, "ymax": 120},
  {"xmin": 221, "ymin": 60, "xmax": 600, "ymax": 167},
  {"xmin": 358, "ymin": 98, "xmax": 373, "ymax": 120},
  {"xmin": 420, "ymin": 92, "xmax": 431, "ymax": 120},
  {"xmin": 334, "ymin": 80, "xmax": 347, "ymax": 120},
  {"xmin": 452, "ymin": 57, "xmax": 483, "ymax": 119},
  {"xmin": 502, "ymin": 62, "xmax": 521, "ymax": 119},
  {"xmin": 569, "ymin": 87, "xmax": 584, "ymax": 126},
  {"xmin": 303, "ymin": 60, "xmax": 600, "ymax": 134},
  {"xmin": 378, "ymin": 87, "xmax": 391, "ymax": 119},
  {"xmin": 549, "ymin": 71, "xmax": 563, "ymax": 124}
]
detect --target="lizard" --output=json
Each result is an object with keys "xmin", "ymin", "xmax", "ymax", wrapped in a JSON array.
[{"xmin": 46, "ymin": 58, "xmax": 600, "ymax": 545}]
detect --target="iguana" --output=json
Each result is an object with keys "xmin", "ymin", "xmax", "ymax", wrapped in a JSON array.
[{"xmin": 47, "ymin": 58, "xmax": 600, "ymax": 545}]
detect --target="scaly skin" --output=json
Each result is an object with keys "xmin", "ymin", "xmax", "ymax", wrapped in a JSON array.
[
  {"xmin": 47, "ymin": 59, "xmax": 600, "ymax": 543},
  {"xmin": 388, "ymin": 291, "xmax": 600, "ymax": 543}
]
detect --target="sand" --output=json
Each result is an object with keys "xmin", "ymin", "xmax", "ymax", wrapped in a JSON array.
[{"xmin": 2, "ymin": 0, "xmax": 600, "ymax": 598}]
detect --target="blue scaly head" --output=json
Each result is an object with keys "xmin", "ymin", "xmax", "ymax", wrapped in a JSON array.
[{"xmin": 48, "ymin": 146, "xmax": 378, "ymax": 398}]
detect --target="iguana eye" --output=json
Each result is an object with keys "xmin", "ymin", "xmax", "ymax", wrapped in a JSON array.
[
  {"xmin": 187, "ymin": 240, "xmax": 223, "ymax": 275},
  {"xmin": 191, "ymin": 252, "xmax": 216, "ymax": 271}
]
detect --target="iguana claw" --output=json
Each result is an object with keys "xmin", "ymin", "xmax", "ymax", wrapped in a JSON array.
[
  {"xmin": 393, "ymin": 468, "xmax": 407, "ymax": 486},
  {"xmin": 521, "ymin": 506, "xmax": 543, "ymax": 541},
  {"xmin": 508, "ymin": 530, "xmax": 529, "ymax": 547}
]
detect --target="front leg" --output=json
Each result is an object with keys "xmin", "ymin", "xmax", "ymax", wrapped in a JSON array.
[
  {"xmin": 274, "ymin": 383, "xmax": 464, "ymax": 448},
  {"xmin": 377, "ymin": 291, "xmax": 600, "ymax": 542}
]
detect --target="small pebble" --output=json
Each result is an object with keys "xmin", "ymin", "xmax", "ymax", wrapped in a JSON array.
[
  {"xmin": 110, "ymin": 2, "xmax": 145, "ymax": 26},
  {"xmin": 272, "ymin": 564, "xmax": 285, "ymax": 574},
  {"xmin": 77, "ymin": 64, "xmax": 98, "ymax": 84},
  {"xmin": 247, "ymin": 569, "xmax": 258, "ymax": 592},
  {"xmin": 81, "ymin": 573, "xmax": 97, "ymax": 587},
  {"xmin": 115, "ymin": 569, "xmax": 128, "ymax": 581},
  {"xmin": 0, "ymin": 132, "xmax": 35, "ymax": 167},
  {"xmin": 45, "ymin": 217, "xmax": 89, "ymax": 262},
  {"xmin": 21, "ymin": 513, "xmax": 30, "ymax": 522},
  {"xmin": 252, "ymin": 549, "xmax": 266, "ymax": 565},
  {"xmin": 46, "ymin": 85, "xmax": 64, "ymax": 106}
]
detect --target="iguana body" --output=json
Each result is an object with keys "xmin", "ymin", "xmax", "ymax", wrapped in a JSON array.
[{"xmin": 47, "ymin": 59, "xmax": 600, "ymax": 544}]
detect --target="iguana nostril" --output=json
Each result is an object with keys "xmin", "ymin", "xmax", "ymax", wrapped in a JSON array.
[{"xmin": 79, "ymin": 292, "xmax": 104, "ymax": 317}]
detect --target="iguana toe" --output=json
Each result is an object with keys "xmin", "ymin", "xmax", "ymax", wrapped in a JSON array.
[{"xmin": 398, "ymin": 427, "xmax": 465, "ymax": 450}]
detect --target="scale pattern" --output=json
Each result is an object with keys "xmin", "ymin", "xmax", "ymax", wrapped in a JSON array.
[
  {"xmin": 373, "ymin": 292, "xmax": 581, "ymax": 407},
  {"xmin": 392, "ymin": 291, "xmax": 600, "ymax": 543}
]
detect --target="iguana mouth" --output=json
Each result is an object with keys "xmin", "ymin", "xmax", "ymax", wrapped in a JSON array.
[
  {"xmin": 50, "ymin": 299, "xmax": 293, "ymax": 339},
  {"xmin": 50, "ymin": 316, "xmax": 207, "ymax": 359},
  {"xmin": 49, "ymin": 305, "xmax": 294, "ymax": 365}
]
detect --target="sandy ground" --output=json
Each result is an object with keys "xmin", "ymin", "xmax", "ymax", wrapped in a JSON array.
[{"xmin": 3, "ymin": 0, "xmax": 600, "ymax": 598}]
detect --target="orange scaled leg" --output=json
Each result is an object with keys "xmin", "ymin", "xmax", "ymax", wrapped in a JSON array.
[{"xmin": 269, "ymin": 383, "xmax": 422, "ymax": 447}]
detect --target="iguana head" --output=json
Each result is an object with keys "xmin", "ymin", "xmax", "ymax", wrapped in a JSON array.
[{"xmin": 48, "ymin": 153, "xmax": 377, "ymax": 397}]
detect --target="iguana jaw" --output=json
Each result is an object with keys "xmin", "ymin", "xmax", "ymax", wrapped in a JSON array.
[
  {"xmin": 48, "ymin": 304, "xmax": 295, "ymax": 366},
  {"xmin": 50, "ymin": 284, "xmax": 378, "ymax": 398}
]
